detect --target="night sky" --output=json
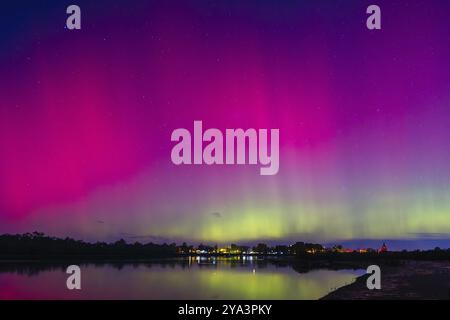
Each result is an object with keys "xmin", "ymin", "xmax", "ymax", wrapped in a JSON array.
[{"xmin": 1, "ymin": 0, "xmax": 450, "ymax": 250}]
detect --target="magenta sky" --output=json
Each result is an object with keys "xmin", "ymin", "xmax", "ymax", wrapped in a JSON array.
[{"xmin": 1, "ymin": 1, "xmax": 450, "ymax": 248}]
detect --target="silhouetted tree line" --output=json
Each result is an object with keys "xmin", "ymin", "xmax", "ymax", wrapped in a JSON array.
[
  {"xmin": 0, "ymin": 232, "xmax": 177, "ymax": 259},
  {"xmin": 251, "ymin": 242, "xmax": 324, "ymax": 254},
  {"xmin": 0, "ymin": 233, "xmax": 326, "ymax": 258},
  {"xmin": 177, "ymin": 241, "xmax": 326, "ymax": 255},
  {"xmin": 2, "ymin": 232, "xmax": 450, "ymax": 261}
]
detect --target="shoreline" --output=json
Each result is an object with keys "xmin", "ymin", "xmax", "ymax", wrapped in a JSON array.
[{"xmin": 322, "ymin": 260, "xmax": 450, "ymax": 300}]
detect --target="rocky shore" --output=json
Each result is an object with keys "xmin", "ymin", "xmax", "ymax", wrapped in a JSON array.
[{"xmin": 322, "ymin": 260, "xmax": 450, "ymax": 300}]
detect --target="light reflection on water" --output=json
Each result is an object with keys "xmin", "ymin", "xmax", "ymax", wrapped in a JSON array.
[{"xmin": 0, "ymin": 257, "xmax": 365, "ymax": 299}]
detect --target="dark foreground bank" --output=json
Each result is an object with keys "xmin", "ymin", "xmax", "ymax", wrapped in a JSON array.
[{"xmin": 322, "ymin": 260, "xmax": 450, "ymax": 300}]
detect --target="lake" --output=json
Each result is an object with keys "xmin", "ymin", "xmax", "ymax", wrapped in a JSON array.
[{"xmin": 0, "ymin": 257, "xmax": 365, "ymax": 299}]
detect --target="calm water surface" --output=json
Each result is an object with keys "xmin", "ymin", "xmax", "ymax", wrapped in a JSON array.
[{"xmin": 0, "ymin": 257, "xmax": 364, "ymax": 299}]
